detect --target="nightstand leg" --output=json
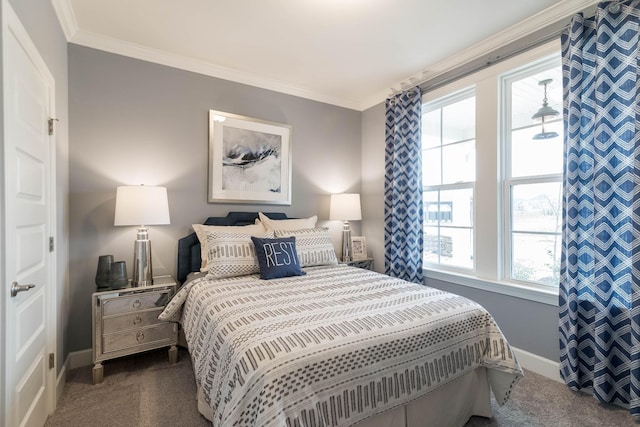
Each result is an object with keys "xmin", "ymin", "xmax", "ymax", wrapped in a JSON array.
[
  {"xmin": 92, "ymin": 363, "xmax": 104, "ymax": 384},
  {"xmin": 168, "ymin": 345, "xmax": 178, "ymax": 364}
]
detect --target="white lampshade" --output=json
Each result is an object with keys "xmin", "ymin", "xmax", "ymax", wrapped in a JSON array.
[
  {"xmin": 114, "ymin": 185, "xmax": 170, "ymax": 226},
  {"xmin": 330, "ymin": 193, "xmax": 362, "ymax": 221},
  {"xmin": 114, "ymin": 185, "xmax": 170, "ymax": 287}
]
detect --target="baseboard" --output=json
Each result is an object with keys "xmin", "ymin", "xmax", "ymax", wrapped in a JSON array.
[
  {"xmin": 54, "ymin": 349, "xmax": 92, "ymax": 406},
  {"xmin": 512, "ymin": 346, "xmax": 562, "ymax": 383},
  {"xmin": 56, "ymin": 357, "xmax": 67, "ymax": 406},
  {"xmin": 68, "ymin": 348, "xmax": 92, "ymax": 370}
]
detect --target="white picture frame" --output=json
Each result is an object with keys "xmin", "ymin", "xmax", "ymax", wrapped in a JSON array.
[
  {"xmin": 208, "ymin": 110, "xmax": 292, "ymax": 204},
  {"xmin": 351, "ymin": 236, "xmax": 367, "ymax": 260}
]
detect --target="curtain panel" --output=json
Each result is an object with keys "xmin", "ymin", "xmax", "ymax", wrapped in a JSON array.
[
  {"xmin": 384, "ymin": 87, "xmax": 423, "ymax": 283},
  {"xmin": 559, "ymin": 0, "xmax": 640, "ymax": 417}
]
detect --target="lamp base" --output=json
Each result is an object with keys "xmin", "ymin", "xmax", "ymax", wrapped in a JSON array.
[
  {"xmin": 132, "ymin": 227, "xmax": 153, "ymax": 287},
  {"xmin": 341, "ymin": 221, "xmax": 352, "ymax": 263}
]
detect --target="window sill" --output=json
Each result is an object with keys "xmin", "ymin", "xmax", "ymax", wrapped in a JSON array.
[{"xmin": 423, "ymin": 268, "xmax": 558, "ymax": 306}]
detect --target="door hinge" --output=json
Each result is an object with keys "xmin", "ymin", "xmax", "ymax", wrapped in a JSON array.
[
  {"xmin": 48, "ymin": 118, "xmax": 59, "ymax": 135},
  {"xmin": 49, "ymin": 353, "xmax": 55, "ymax": 369},
  {"xmin": 49, "ymin": 236, "xmax": 54, "ymax": 252}
]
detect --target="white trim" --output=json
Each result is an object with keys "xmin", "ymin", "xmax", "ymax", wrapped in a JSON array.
[
  {"xmin": 68, "ymin": 29, "xmax": 364, "ymax": 111},
  {"xmin": 424, "ymin": 269, "xmax": 558, "ymax": 306},
  {"xmin": 51, "ymin": 0, "xmax": 598, "ymax": 111},
  {"xmin": 55, "ymin": 358, "xmax": 66, "ymax": 406},
  {"xmin": 54, "ymin": 349, "xmax": 92, "ymax": 405},
  {"xmin": 500, "ymin": 55, "xmax": 563, "ymax": 285},
  {"xmin": 46, "ymin": 52, "xmax": 58, "ymax": 426},
  {"xmin": 362, "ymin": 0, "xmax": 598, "ymax": 110},
  {"xmin": 512, "ymin": 346, "xmax": 562, "ymax": 383},
  {"xmin": 50, "ymin": 0, "xmax": 78, "ymax": 41},
  {"xmin": 68, "ymin": 348, "xmax": 92, "ymax": 370}
]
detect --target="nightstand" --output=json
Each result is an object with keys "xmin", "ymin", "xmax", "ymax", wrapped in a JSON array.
[
  {"xmin": 92, "ymin": 275, "xmax": 178, "ymax": 384},
  {"xmin": 345, "ymin": 258, "xmax": 374, "ymax": 271}
]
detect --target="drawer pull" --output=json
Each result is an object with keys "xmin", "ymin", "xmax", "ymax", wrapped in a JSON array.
[
  {"xmin": 133, "ymin": 316, "xmax": 142, "ymax": 325},
  {"xmin": 132, "ymin": 299, "xmax": 141, "ymax": 309},
  {"xmin": 136, "ymin": 332, "xmax": 145, "ymax": 343}
]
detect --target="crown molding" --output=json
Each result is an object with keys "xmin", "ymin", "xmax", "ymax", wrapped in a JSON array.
[
  {"xmin": 51, "ymin": 0, "xmax": 78, "ymax": 41},
  {"xmin": 53, "ymin": 0, "xmax": 597, "ymax": 111},
  {"xmin": 50, "ymin": 1, "xmax": 360, "ymax": 109},
  {"xmin": 68, "ymin": 29, "xmax": 363, "ymax": 111},
  {"xmin": 360, "ymin": 0, "xmax": 599, "ymax": 110}
]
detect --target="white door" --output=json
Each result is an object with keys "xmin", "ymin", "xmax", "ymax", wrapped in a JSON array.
[{"xmin": 3, "ymin": 3, "xmax": 56, "ymax": 427}]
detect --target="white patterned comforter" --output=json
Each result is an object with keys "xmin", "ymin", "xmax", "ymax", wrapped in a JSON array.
[{"xmin": 159, "ymin": 264, "xmax": 523, "ymax": 427}]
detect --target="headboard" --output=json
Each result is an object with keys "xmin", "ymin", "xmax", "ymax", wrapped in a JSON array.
[{"xmin": 176, "ymin": 211, "xmax": 290, "ymax": 283}]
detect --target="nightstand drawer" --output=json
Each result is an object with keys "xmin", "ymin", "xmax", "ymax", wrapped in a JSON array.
[
  {"xmin": 92, "ymin": 279, "xmax": 179, "ymax": 384},
  {"xmin": 102, "ymin": 290, "xmax": 171, "ymax": 316},
  {"xmin": 102, "ymin": 308, "xmax": 164, "ymax": 333},
  {"xmin": 102, "ymin": 323, "xmax": 177, "ymax": 353}
]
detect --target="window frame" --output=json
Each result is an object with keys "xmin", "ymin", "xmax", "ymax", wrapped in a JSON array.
[
  {"xmin": 500, "ymin": 55, "xmax": 563, "ymax": 290},
  {"xmin": 420, "ymin": 40, "xmax": 561, "ymax": 306},
  {"xmin": 422, "ymin": 87, "xmax": 476, "ymax": 272}
]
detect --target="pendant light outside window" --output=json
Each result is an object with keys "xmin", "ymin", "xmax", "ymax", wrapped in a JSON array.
[{"xmin": 532, "ymin": 78, "xmax": 559, "ymax": 140}]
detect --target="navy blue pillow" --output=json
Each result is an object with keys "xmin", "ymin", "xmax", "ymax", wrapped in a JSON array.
[{"xmin": 251, "ymin": 236, "xmax": 306, "ymax": 280}]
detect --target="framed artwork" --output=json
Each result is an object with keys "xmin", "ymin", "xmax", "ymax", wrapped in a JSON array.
[
  {"xmin": 208, "ymin": 110, "xmax": 292, "ymax": 204},
  {"xmin": 351, "ymin": 236, "xmax": 367, "ymax": 260}
]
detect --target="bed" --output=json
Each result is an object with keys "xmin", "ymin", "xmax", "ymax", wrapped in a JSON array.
[{"xmin": 161, "ymin": 212, "xmax": 523, "ymax": 427}]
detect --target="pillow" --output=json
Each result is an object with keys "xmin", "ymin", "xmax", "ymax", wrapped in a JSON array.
[
  {"xmin": 273, "ymin": 227, "xmax": 338, "ymax": 267},
  {"xmin": 205, "ymin": 230, "xmax": 274, "ymax": 279},
  {"xmin": 193, "ymin": 223, "xmax": 266, "ymax": 272},
  {"xmin": 258, "ymin": 212, "xmax": 318, "ymax": 231},
  {"xmin": 251, "ymin": 236, "xmax": 306, "ymax": 280}
]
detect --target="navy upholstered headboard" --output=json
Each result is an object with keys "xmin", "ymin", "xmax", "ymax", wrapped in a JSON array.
[{"xmin": 176, "ymin": 211, "xmax": 289, "ymax": 283}]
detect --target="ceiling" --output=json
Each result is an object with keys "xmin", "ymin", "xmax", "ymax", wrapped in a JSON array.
[{"xmin": 53, "ymin": 0, "xmax": 597, "ymax": 111}]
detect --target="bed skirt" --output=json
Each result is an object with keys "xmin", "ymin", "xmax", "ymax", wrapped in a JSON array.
[{"xmin": 196, "ymin": 367, "xmax": 492, "ymax": 427}]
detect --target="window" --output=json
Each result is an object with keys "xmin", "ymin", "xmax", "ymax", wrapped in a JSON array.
[
  {"xmin": 420, "ymin": 40, "xmax": 562, "ymax": 300},
  {"xmin": 502, "ymin": 58, "xmax": 562, "ymax": 287},
  {"xmin": 422, "ymin": 90, "xmax": 475, "ymax": 269}
]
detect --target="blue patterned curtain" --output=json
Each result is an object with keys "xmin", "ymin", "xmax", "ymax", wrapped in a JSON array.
[
  {"xmin": 384, "ymin": 87, "xmax": 423, "ymax": 283},
  {"xmin": 559, "ymin": 1, "xmax": 640, "ymax": 417}
]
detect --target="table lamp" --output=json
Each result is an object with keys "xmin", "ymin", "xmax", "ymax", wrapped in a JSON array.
[
  {"xmin": 329, "ymin": 193, "xmax": 362, "ymax": 262},
  {"xmin": 114, "ymin": 185, "xmax": 170, "ymax": 286}
]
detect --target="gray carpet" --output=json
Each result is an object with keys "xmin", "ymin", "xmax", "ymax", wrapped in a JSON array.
[{"xmin": 46, "ymin": 348, "xmax": 637, "ymax": 427}]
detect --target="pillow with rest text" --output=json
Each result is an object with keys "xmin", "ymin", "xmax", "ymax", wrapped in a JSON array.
[{"xmin": 251, "ymin": 236, "xmax": 306, "ymax": 280}]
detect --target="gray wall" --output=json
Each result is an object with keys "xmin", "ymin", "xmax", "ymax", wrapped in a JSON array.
[
  {"xmin": 10, "ymin": 0, "xmax": 70, "ymax": 376},
  {"xmin": 360, "ymin": 103, "xmax": 559, "ymax": 363},
  {"xmin": 68, "ymin": 45, "xmax": 362, "ymax": 352},
  {"xmin": 425, "ymin": 279, "xmax": 559, "ymax": 361},
  {"xmin": 361, "ymin": 102, "xmax": 385, "ymax": 274}
]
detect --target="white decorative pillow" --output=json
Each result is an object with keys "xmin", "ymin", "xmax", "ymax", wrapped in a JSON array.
[
  {"xmin": 205, "ymin": 230, "xmax": 274, "ymax": 279},
  {"xmin": 274, "ymin": 227, "xmax": 338, "ymax": 267},
  {"xmin": 259, "ymin": 212, "xmax": 318, "ymax": 231},
  {"xmin": 193, "ymin": 223, "xmax": 266, "ymax": 272}
]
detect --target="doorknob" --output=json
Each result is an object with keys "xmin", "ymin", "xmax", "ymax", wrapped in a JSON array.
[{"xmin": 11, "ymin": 282, "xmax": 35, "ymax": 297}]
